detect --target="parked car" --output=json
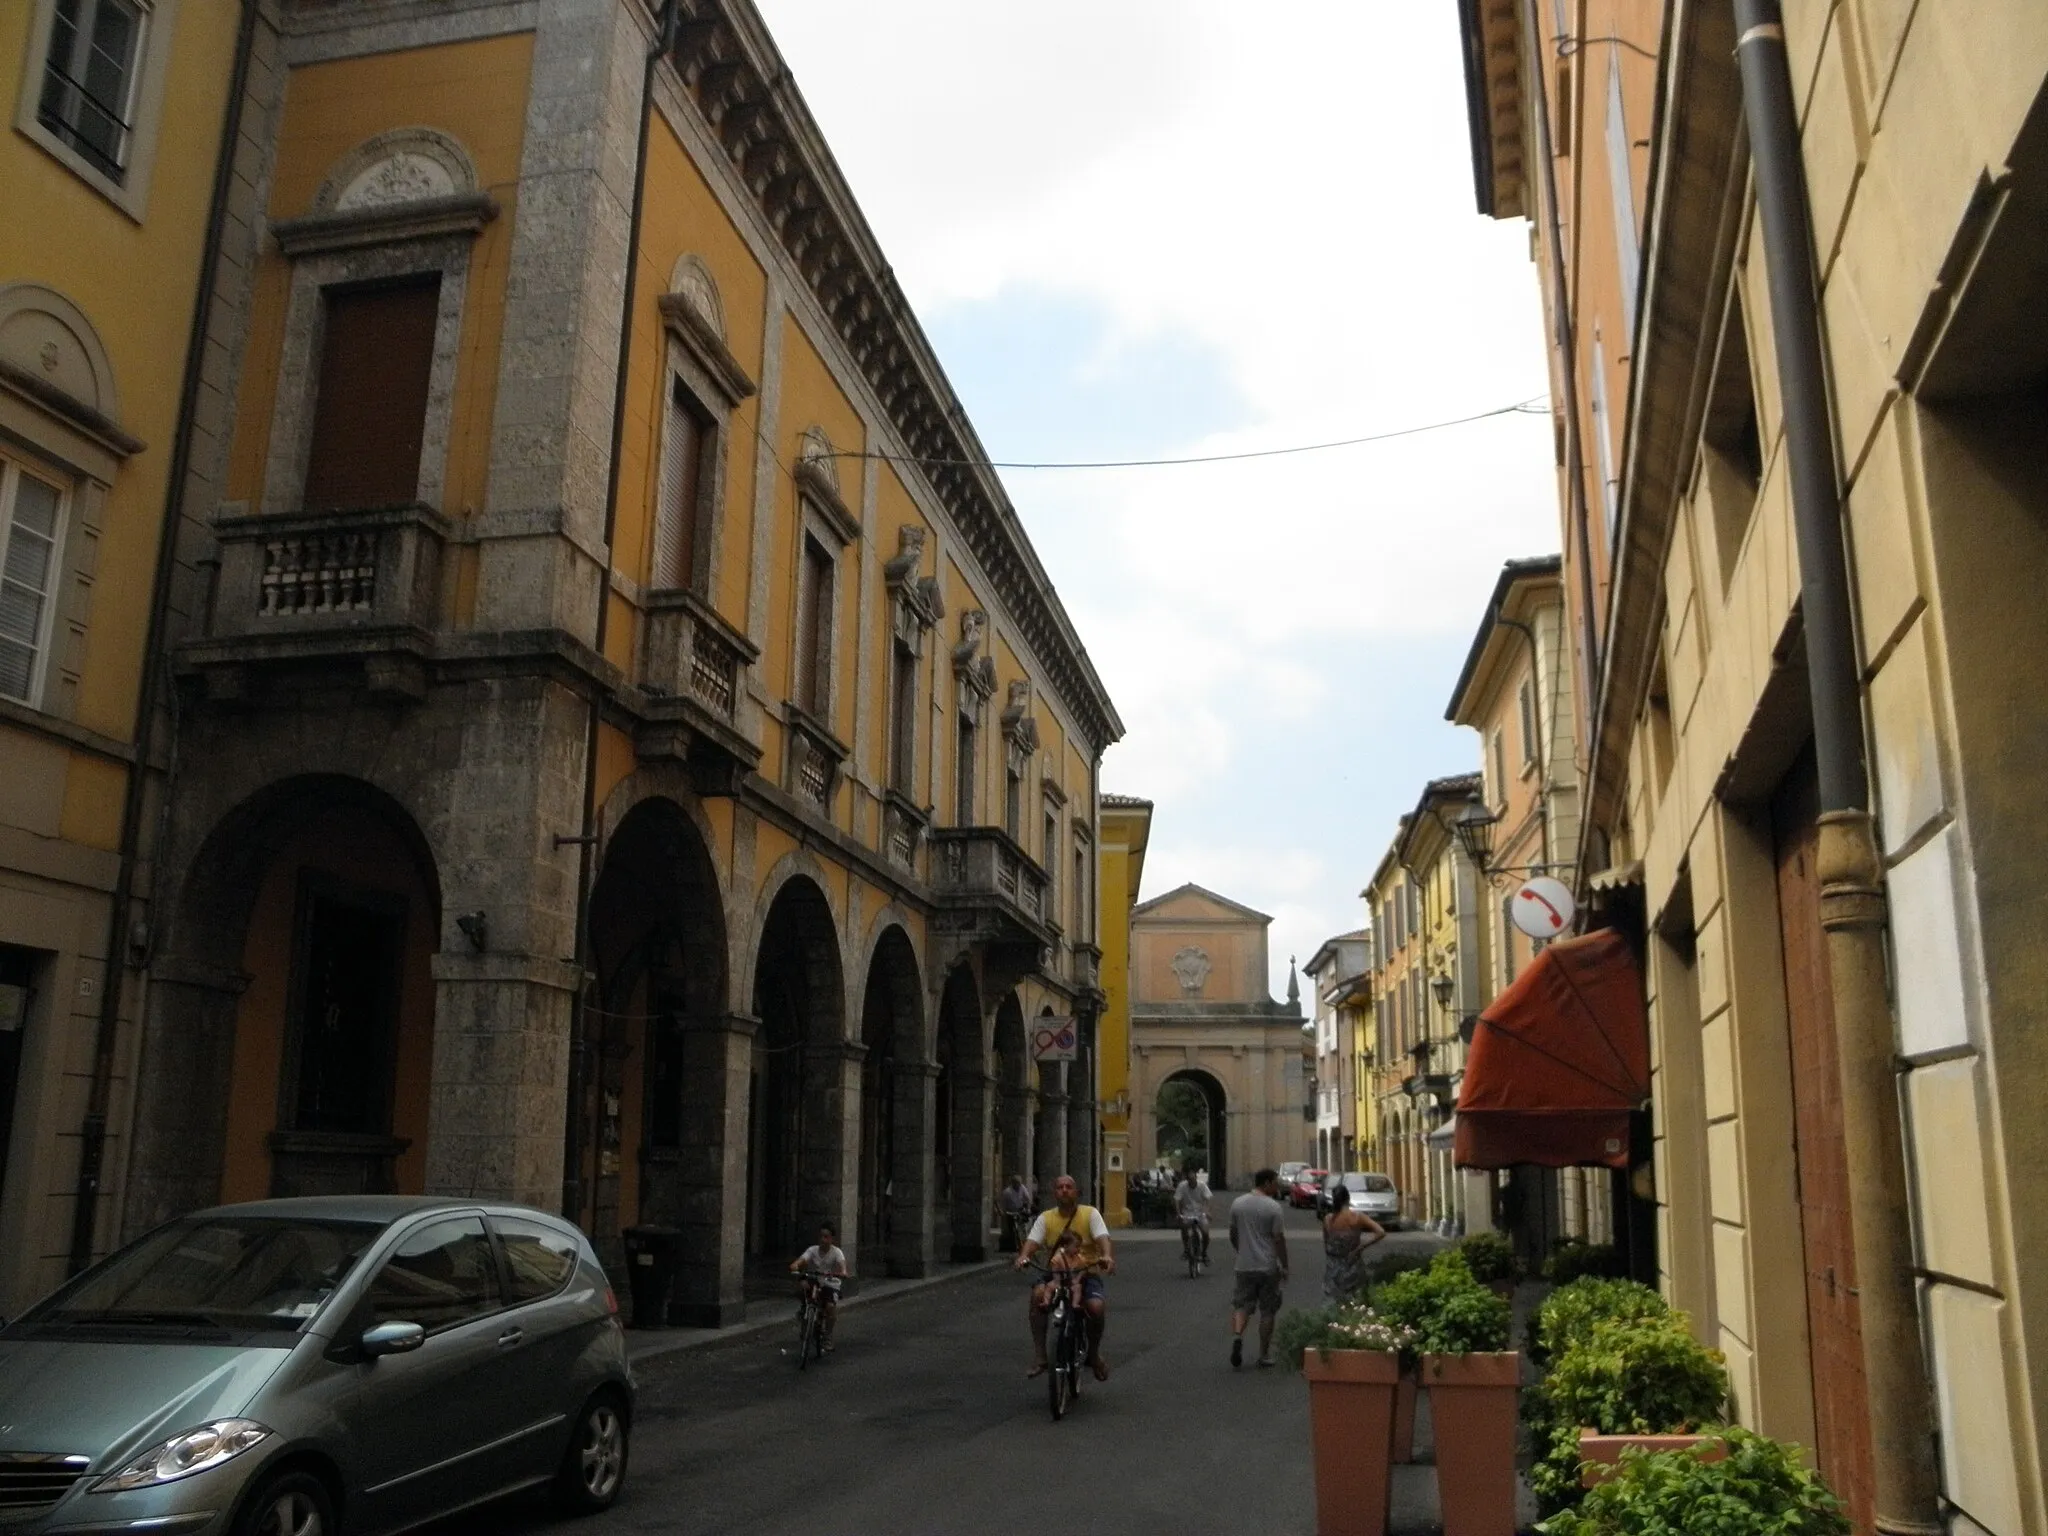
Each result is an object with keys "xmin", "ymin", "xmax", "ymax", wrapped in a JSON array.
[
  {"xmin": 1276, "ymin": 1161, "xmax": 1309, "ymax": 1189},
  {"xmin": 1287, "ymin": 1169, "xmax": 1328, "ymax": 1208},
  {"xmin": 1319, "ymin": 1170, "xmax": 1403, "ymax": 1227},
  {"xmin": 0, "ymin": 1196, "xmax": 633, "ymax": 1536}
]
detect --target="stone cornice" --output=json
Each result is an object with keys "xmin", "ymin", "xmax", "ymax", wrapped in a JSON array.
[{"xmin": 665, "ymin": 1, "xmax": 1122, "ymax": 751}]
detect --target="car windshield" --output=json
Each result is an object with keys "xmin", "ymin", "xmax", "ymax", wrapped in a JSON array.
[{"xmin": 41, "ymin": 1217, "xmax": 383, "ymax": 1332}]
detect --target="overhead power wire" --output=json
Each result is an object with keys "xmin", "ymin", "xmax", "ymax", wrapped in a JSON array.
[{"xmin": 832, "ymin": 396, "xmax": 1550, "ymax": 473}]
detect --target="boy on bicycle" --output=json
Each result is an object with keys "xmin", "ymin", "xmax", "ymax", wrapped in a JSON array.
[{"xmin": 789, "ymin": 1223, "xmax": 849, "ymax": 1351}]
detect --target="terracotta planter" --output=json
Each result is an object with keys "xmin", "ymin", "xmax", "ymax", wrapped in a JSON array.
[
  {"xmin": 1421, "ymin": 1352, "xmax": 1520, "ymax": 1536},
  {"xmin": 1302, "ymin": 1349, "xmax": 1399, "ymax": 1536},
  {"xmin": 1391, "ymin": 1366, "xmax": 1417, "ymax": 1464},
  {"xmin": 1578, "ymin": 1431, "xmax": 1726, "ymax": 1486}
]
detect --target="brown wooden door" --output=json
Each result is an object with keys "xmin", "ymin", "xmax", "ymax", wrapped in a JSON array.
[{"xmin": 1771, "ymin": 754, "xmax": 1875, "ymax": 1533}]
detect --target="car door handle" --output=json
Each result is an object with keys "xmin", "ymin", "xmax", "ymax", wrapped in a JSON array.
[{"xmin": 496, "ymin": 1327, "xmax": 524, "ymax": 1350}]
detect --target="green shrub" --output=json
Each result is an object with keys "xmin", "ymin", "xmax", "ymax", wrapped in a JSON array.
[
  {"xmin": 1362, "ymin": 1248, "xmax": 1434, "ymax": 1296},
  {"xmin": 1528, "ymin": 1277, "xmax": 1671, "ymax": 1369},
  {"xmin": 1537, "ymin": 1428, "xmax": 1848, "ymax": 1536},
  {"xmin": 1371, "ymin": 1247, "xmax": 1512, "ymax": 1354},
  {"xmin": 1273, "ymin": 1303, "xmax": 1419, "ymax": 1369},
  {"xmin": 1545, "ymin": 1236, "xmax": 1624, "ymax": 1283},
  {"xmin": 1527, "ymin": 1313, "xmax": 1729, "ymax": 1515},
  {"xmin": 1458, "ymin": 1230, "xmax": 1520, "ymax": 1284}
]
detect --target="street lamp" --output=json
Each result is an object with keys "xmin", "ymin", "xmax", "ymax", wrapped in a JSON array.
[
  {"xmin": 1452, "ymin": 803, "xmax": 1499, "ymax": 871},
  {"xmin": 1430, "ymin": 971, "xmax": 1455, "ymax": 1012}
]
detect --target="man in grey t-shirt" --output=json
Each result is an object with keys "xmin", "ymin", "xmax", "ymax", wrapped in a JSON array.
[{"xmin": 1228, "ymin": 1169, "xmax": 1290, "ymax": 1368}]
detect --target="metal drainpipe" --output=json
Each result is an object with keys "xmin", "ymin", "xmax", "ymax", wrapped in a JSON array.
[
  {"xmin": 1731, "ymin": 4, "xmax": 1942, "ymax": 1529},
  {"xmin": 1519, "ymin": 0, "xmax": 1605, "ymax": 780},
  {"xmin": 562, "ymin": 0, "xmax": 681, "ymax": 1225},
  {"xmin": 68, "ymin": 0, "xmax": 261, "ymax": 1276}
]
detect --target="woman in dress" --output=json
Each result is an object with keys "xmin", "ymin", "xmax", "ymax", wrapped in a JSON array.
[{"xmin": 1321, "ymin": 1182, "xmax": 1388, "ymax": 1303}]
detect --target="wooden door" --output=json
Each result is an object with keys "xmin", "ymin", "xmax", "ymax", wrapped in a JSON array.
[{"xmin": 1771, "ymin": 755, "xmax": 1875, "ymax": 1533}]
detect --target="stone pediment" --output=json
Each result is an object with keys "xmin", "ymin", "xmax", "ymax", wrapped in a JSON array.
[{"xmin": 1133, "ymin": 882, "xmax": 1272, "ymax": 928}]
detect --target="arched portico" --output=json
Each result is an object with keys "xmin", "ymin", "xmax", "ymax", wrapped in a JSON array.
[
  {"xmin": 748, "ymin": 874, "xmax": 847, "ymax": 1261},
  {"xmin": 937, "ymin": 963, "xmax": 992, "ymax": 1261},
  {"xmin": 858, "ymin": 923, "xmax": 931, "ymax": 1276},
  {"xmin": 130, "ymin": 775, "xmax": 443, "ymax": 1229},
  {"xmin": 1156, "ymin": 1067, "xmax": 1228, "ymax": 1188}
]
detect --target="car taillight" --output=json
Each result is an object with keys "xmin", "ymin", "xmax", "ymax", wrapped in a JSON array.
[{"xmin": 604, "ymin": 1286, "xmax": 619, "ymax": 1316}]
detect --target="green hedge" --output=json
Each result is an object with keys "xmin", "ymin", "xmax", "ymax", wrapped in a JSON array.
[
  {"xmin": 1370, "ymin": 1249, "xmax": 1512, "ymax": 1355},
  {"xmin": 1537, "ymin": 1428, "xmax": 1848, "ymax": 1536}
]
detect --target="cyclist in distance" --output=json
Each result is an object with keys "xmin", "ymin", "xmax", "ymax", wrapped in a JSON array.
[
  {"xmin": 1175, "ymin": 1164, "xmax": 1210, "ymax": 1268},
  {"xmin": 789, "ymin": 1222, "xmax": 849, "ymax": 1351},
  {"xmin": 1014, "ymin": 1173, "xmax": 1116, "ymax": 1381}
]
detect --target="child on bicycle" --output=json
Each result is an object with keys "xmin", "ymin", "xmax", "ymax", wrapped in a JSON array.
[{"xmin": 789, "ymin": 1223, "xmax": 849, "ymax": 1351}]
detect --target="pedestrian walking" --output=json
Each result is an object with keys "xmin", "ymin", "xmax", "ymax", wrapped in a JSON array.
[{"xmin": 1228, "ymin": 1167, "xmax": 1290, "ymax": 1368}]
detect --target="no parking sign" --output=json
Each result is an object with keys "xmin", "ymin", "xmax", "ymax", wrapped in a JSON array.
[{"xmin": 1031, "ymin": 1016, "xmax": 1078, "ymax": 1061}]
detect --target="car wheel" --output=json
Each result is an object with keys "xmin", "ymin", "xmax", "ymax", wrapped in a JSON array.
[
  {"xmin": 235, "ymin": 1469, "xmax": 334, "ymax": 1536},
  {"xmin": 555, "ymin": 1391, "xmax": 630, "ymax": 1514}
]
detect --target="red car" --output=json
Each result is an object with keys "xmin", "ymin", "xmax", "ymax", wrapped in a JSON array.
[{"xmin": 1288, "ymin": 1169, "xmax": 1327, "ymax": 1208}]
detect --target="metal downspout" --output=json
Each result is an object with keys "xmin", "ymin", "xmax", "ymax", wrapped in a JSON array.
[
  {"xmin": 68, "ymin": 0, "xmax": 261, "ymax": 1276},
  {"xmin": 563, "ymin": 0, "xmax": 681, "ymax": 1224},
  {"xmin": 1731, "ymin": 4, "xmax": 1942, "ymax": 1530}
]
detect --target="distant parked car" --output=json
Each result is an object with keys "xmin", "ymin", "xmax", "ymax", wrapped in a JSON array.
[
  {"xmin": 1288, "ymin": 1170, "xmax": 1328, "ymax": 1208},
  {"xmin": 1276, "ymin": 1161, "xmax": 1309, "ymax": 1189},
  {"xmin": 1320, "ymin": 1171, "xmax": 1402, "ymax": 1227},
  {"xmin": 0, "ymin": 1195, "xmax": 633, "ymax": 1536}
]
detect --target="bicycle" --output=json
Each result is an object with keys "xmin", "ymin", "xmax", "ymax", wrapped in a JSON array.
[
  {"xmin": 1179, "ymin": 1219, "xmax": 1208, "ymax": 1279},
  {"xmin": 792, "ymin": 1268, "xmax": 837, "ymax": 1370},
  {"xmin": 1025, "ymin": 1259, "xmax": 1103, "ymax": 1421}
]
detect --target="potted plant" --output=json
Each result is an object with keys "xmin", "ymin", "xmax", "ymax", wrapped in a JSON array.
[
  {"xmin": 1277, "ymin": 1305, "xmax": 1418, "ymax": 1536},
  {"xmin": 1458, "ymin": 1231, "xmax": 1521, "ymax": 1297},
  {"xmin": 1526, "ymin": 1276, "xmax": 1670, "ymax": 1370},
  {"xmin": 1536, "ymin": 1428, "xmax": 1847, "ymax": 1535},
  {"xmin": 1374, "ymin": 1251, "xmax": 1516, "ymax": 1536},
  {"xmin": 1364, "ymin": 1250, "xmax": 1434, "ymax": 1465},
  {"xmin": 1526, "ymin": 1312, "xmax": 1729, "ymax": 1514}
]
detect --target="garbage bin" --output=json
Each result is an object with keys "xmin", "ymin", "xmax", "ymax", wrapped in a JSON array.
[{"xmin": 621, "ymin": 1224, "xmax": 683, "ymax": 1329}]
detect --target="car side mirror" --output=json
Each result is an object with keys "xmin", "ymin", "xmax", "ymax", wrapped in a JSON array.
[{"xmin": 360, "ymin": 1321, "xmax": 425, "ymax": 1358}]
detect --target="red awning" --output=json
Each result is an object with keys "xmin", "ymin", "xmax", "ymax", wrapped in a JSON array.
[{"xmin": 1453, "ymin": 928, "xmax": 1651, "ymax": 1171}]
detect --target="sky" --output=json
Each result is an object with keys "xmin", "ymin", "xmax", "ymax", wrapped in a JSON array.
[{"xmin": 752, "ymin": 0, "xmax": 1562, "ymax": 998}]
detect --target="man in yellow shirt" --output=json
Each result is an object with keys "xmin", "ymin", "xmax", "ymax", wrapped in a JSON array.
[{"xmin": 1014, "ymin": 1173, "xmax": 1118, "ymax": 1380}]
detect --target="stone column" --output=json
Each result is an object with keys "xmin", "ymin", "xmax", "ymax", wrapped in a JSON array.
[
  {"xmin": 1034, "ymin": 1061, "xmax": 1069, "ymax": 1187},
  {"xmin": 664, "ymin": 1012, "xmax": 755, "ymax": 1327},
  {"xmin": 949, "ymin": 1069, "xmax": 993, "ymax": 1262},
  {"xmin": 123, "ymin": 958, "xmax": 249, "ymax": 1236},
  {"xmin": 998, "ymin": 1079, "xmax": 1036, "ymax": 1194},
  {"xmin": 1065, "ymin": 1045, "xmax": 1097, "ymax": 1202},
  {"xmin": 425, "ymin": 951, "xmax": 581, "ymax": 1209},
  {"xmin": 889, "ymin": 1060, "xmax": 941, "ymax": 1277},
  {"xmin": 803, "ymin": 1040, "xmax": 863, "ymax": 1252}
]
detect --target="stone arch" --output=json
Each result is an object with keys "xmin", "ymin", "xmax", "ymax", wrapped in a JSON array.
[
  {"xmin": 1157, "ymin": 1066, "xmax": 1229, "ymax": 1189},
  {"xmin": 583, "ymin": 795, "xmax": 728, "ymax": 1260},
  {"xmin": 737, "ymin": 849, "xmax": 846, "ymax": 1032},
  {"xmin": 129, "ymin": 775, "xmax": 443, "ymax": 1233},
  {"xmin": 309, "ymin": 126, "xmax": 481, "ymax": 214},
  {"xmin": 0, "ymin": 282, "xmax": 120, "ymax": 422},
  {"xmin": 936, "ymin": 961, "xmax": 992, "ymax": 1261},
  {"xmin": 748, "ymin": 873, "xmax": 847, "ymax": 1259},
  {"xmin": 857, "ymin": 923, "xmax": 928, "ymax": 1275}
]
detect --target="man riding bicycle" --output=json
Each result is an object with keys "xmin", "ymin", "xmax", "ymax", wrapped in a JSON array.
[
  {"xmin": 1014, "ymin": 1174, "xmax": 1116, "ymax": 1381},
  {"xmin": 1174, "ymin": 1165, "xmax": 1210, "ymax": 1267}
]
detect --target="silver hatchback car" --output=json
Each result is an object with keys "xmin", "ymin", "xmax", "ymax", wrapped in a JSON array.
[{"xmin": 0, "ymin": 1196, "xmax": 633, "ymax": 1536}]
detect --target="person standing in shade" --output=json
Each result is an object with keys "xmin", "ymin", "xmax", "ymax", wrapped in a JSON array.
[
  {"xmin": 998, "ymin": 1173, "xmax": 1032, "ymax": 1252},
  {"xmin": 1228, "ymin": 1168, "xmax": 1290, "ymax": 1368}
]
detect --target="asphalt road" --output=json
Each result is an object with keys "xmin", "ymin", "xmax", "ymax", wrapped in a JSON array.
[{"xmin": 435, "ymin": 1204, "xmax": 1447, "ymax": 1536}]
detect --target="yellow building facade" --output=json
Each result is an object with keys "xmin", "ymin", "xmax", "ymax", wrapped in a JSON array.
[
  {"xmin": 1094, "ymin": 793, "xmax": 1151, "ymax": 1226},
  {"xmin": 0, "ymin": 0, "xmax": 250, "ymax": 1313},
  {"xmin": 31, "ymin": 0, "xmax": 1125, "ymax": 1332},
  {"xmin": 1464, "ymin": 0, "xmax": 2048, "ymax": 1529}
]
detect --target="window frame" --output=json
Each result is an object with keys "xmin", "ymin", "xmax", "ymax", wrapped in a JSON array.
[
  {"xmin": 15, "ymin": 0, "xmax": 178, "ymax": 221},
  {"xmin": 0, "ymin": 457, "xmax": 72, "ymax": 709}
]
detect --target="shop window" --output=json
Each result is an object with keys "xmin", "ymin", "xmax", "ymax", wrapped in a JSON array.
[
  {"xmin": 0, "ymin": 462, "xmax": 66, "ymax": 704},
  {"xmin": 302, "ymin": 277, "xmax": 441, "ymax": 513}
]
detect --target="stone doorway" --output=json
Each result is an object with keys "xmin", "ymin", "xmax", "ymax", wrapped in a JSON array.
[{"xmin": 1156, "ymin": 1067, "xmax": 1227, "ymax": 1188}]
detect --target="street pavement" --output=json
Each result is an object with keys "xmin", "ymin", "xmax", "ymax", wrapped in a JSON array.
[{"xmin": 432, "ymin": 1201, "xmax": 1451, "ymax": 1536}]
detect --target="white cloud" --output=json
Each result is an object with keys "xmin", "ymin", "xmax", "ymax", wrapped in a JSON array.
[{"xmin": 756, "ymin": 0, "xmax": 1561, "ymax": 988}]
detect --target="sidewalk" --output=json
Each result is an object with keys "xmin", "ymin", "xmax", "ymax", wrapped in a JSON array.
[{"xmin": 624, "ymin": 1256, "xmax": 1006, "ymax": 1365}]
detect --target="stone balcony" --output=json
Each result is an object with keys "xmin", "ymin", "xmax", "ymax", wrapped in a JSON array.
[
  {"xmin": 636, "ymin": 590, "xmax": 761, "ymax": 791},
  {"xmin": 928, "ymin": 826, "xmax": 1053, "ymax": 958}
]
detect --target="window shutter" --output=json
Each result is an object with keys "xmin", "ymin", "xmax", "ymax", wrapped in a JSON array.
[
  {"xmin": 303, "ymin": 277, "xmax": 441, "ymax": 513},
  {"xmin": 1606, "ymin": 51, "xmax": 1640, "ymax": 333},
  {"xmin": 0, "ymin": 468, "xmax": 64, "ymax": 703},
  {"xmin": 653, "ymin": 384, "xmax": 703, "ymax": 589}
]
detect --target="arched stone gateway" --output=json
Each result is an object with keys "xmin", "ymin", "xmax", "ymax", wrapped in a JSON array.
[
  {"xmin": 129, "ymin": 776, "xmax": 442, "ymax": 1231},
  {"xmin": 858, "ymin": 925, "xmax": 929, "ymax": 1277},
  {"xmin": 584, "ymin": 796, "xmax": 732, "ymax": 1317},
  {"xmin": 1155, "ymin": 1067, "xmax": 1229, "ymax": 1188},
  {"xmin": 748, "ymin": 876, "xmax": 846, "ymax": 1263}
]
